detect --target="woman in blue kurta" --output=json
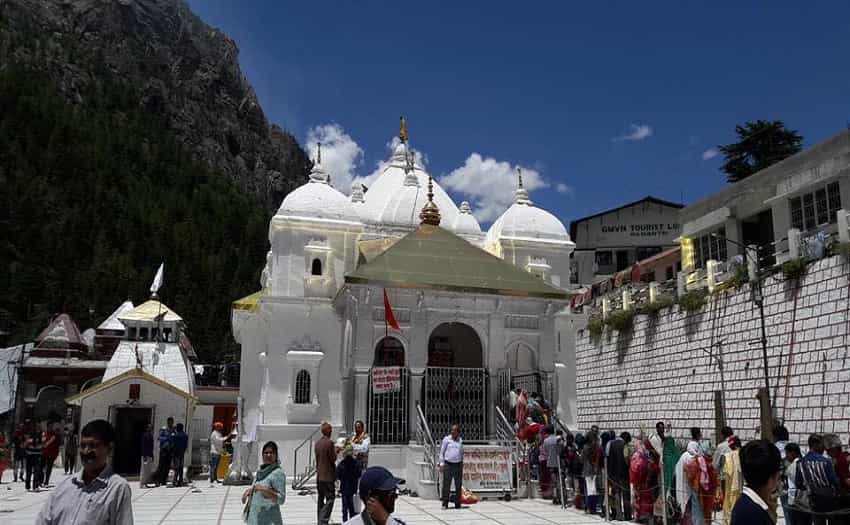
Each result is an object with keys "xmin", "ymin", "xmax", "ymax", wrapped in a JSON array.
[{"xmin": 243, "ymin": 441, "xmax": 286, "ymax": 524}]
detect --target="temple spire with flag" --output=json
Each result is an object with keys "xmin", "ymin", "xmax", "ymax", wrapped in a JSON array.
[{"xmin": 150, "ymin": 263, "xmax": 164, "ymax": 298}]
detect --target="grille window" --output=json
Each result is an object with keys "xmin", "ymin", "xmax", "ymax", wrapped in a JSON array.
[{"xmin": 294, "ymin": 370, "xmax": 311, "ymax": 404}]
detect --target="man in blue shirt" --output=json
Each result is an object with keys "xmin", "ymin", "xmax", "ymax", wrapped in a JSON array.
[
  {"xmin": 795, "ymin": 433, "xmax": 839, "ymax": 515},
  {"xmin": 439, "ymin": 424, "xmax": 463, "ymax": 509}
]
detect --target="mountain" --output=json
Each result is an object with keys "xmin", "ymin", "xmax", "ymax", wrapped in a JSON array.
[
  {"xmin": 0, "ymin": 0, "xmax": 310, "ymax": 360},
  {"xmin": 1, "ymin": 0, "xmax": 310, "ymax": 212}
]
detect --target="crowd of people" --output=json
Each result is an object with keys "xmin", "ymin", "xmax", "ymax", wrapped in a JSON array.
[
  {"xmin": 0, "ymin": 419, "xmax": 71, "ymax": 492},
  {"xmin": 520, "ymin": 419, "xmax": 850, "ymax": 525}
]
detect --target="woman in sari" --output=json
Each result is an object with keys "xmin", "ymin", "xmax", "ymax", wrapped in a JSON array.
[
  {"xmin": 721, "ymin": 437, "xmax": 742, "ymax": 525},
  {"xmin": 242, "ymin": 441, "xmax": 286, "ymax": 525},
  {"xmin": 630, "ymin": 438, "xmax": 659, "ymax": 524},
  {"xmin": 676, "ymin": 442, "xmax": 718, "ymax": 525}
]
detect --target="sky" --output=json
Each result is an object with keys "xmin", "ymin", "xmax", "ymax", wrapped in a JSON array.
[{"xmin": 187, "ymin": 1, "xmax": 850, "ymax": 226}]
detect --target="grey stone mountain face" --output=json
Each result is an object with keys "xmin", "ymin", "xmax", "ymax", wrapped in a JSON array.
[{"xmin": 0, "ymin": 0, "xmax": 310, "ymax": 213}]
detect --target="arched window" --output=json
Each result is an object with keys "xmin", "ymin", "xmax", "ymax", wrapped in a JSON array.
[
  {"xmin": 294, "ymin": 369, "xmax": 311, "ymax": 404},
  {"xmin": 311, "ymin": 258, "xmax": 322, "ymax": 276}
]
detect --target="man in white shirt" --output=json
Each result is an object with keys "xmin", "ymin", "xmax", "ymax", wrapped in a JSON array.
[
  {"xmin": 439, "ymin": 424, "xmax": 463, "ymax": 510},
  {"xmin": 209, "ymin": 422, "xmax": 231, "ymax": 485},
  {"xmin": 351, "ymin": 420, "xmax": 370, "ymax": 470},
  {"xmin": 36, "ymin": 419, "xmax": 133, "ymax": 525}
]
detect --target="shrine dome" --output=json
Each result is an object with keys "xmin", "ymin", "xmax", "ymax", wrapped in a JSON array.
[
  {"xmin": 451, "ymin": 201, "xmax": 482, "ymax": 235},
  {"xmin": 276, "ymin": 157, "xmax": 360, "ymax": 224},
  {"xmin": 486, "ymin": 174, "xmax": 572, "ymax": 245},
  {"xmin": 363, "ymin": 141, "xmax": 460, "ymax": 230}
]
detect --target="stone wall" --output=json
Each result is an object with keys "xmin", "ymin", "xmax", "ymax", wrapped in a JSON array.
[{"xmin": 575, "ymin": 254, "xmax": 850, "ymax": 445}]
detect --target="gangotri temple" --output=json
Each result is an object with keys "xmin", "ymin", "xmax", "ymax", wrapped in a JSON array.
[{"xmin": 231, "ymin": 120, "xmax": 578, "ymax": 490}]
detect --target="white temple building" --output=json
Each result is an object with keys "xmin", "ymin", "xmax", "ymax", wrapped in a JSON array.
[{"xmin": 232, "ymin": 123, "xmax": 577, "ymax": 489}]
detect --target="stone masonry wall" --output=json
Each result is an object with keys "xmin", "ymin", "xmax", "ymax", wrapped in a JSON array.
[{"xmin": 575, "ymin": 255, "xmax": 850, "ymax": 445}]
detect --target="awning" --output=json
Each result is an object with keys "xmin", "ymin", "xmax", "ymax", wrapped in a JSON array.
[{"xmin": 232, "ymin": 290, "xmax": 265, "ymax": 313}]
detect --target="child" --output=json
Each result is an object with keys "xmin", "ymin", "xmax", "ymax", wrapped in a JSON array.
[{"xmin": 336, "ymin": 444, "xmax": 362, "ymax": 522}]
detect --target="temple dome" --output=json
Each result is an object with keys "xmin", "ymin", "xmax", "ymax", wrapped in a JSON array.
[
  {"xmin": 486, "ymin": 176, "xmax": 572, "ymax": 245},
  {"xmin": 363, "ymin": 142, "xmax": 460, "ymax": 230},
  {"xmin": 276, "ymin": 162, "xmax": 360, "ymax": 224},
  {"xmin": 451, "ymin": 201, "xmax": 482, "ymax": 235}
]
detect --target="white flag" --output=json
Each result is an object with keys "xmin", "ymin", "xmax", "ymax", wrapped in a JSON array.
[{"xmin": 150, "ymin": 263, "xmax": 164, "ymax": 294}]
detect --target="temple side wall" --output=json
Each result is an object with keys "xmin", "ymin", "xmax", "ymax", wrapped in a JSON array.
[{"xmin": 575, "ymin": 254, "xmax": 850, "ymax": 444}]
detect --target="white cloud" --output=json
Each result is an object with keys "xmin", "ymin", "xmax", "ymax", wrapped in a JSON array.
[
  {"xmin": 702, "ymin": 147, "xmax": 719, "ymax": 160},
  {"xmin": 613, "ymin": 124, "xmax": 653, "ymax": 142},
  {"xmin": 305, "ymin": 123, "xmax": 364, "ymax": 192},
  {"xmin": 556, "ymin": 183, "xmax": 572, "ymax": 194},
  {"xmin": 440, "ymin": 153, "xmax": 548, "ymax": 222}
]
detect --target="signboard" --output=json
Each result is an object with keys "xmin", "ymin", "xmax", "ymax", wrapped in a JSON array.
[
  {"xmin": 371, "ymin": 367, "xmax": 402, "ymax": 394},
  {"xmin": 460, "ymin": 446, "xmax": 512, "ymax": 492}
]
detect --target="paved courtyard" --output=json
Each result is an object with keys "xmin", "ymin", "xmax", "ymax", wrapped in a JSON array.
[{"xmin": 0, "ymin": 468, "xmax": 608, "ymax": 525}]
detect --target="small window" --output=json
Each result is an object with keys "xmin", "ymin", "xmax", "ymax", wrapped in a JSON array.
[
  {"xmin": 294, "ymin": 370, "xmax": 311, "ymax": 404},
  {"xmin": 666, "ymin": 266, "xmax": 674, "ymax": 281},
  {"xmin": 128, "ymin": 327, "xmax": 137, "ymax": 340},
  {"xmin": 139, "ymin": 327, "xmax": 149, "ymax": 341},
  {"xmin": 311, "ymin": 258, "xmax": 322, "ymax": 276}
]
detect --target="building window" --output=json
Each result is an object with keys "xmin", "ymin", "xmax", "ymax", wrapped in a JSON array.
[
  {"xmin": 311, "ymin": 258, "xmax": 322, "ymax": 276},
  {"xmin": 790, "ymin": 181, "xmax": 842, "ymax": 231},
  {"xmin": 294, "ymin": 369, "xmax": 311, "ymax": 404},
  {"xmin": 694, "ymin": 227, "xmax": 727, "ymax": 269},
  {"xmin": 636, "ymin": 246, "xmax": 662, "ymax": 261},
  {"xmin": 595, "ymin": 251, "xmax": 613, "ymax": 267},
  {"xmin": 666, "ymin": 266, "xmax": 675, "ymax": 281}
]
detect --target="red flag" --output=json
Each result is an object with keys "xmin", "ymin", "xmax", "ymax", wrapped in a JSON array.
[{"xmin": 383, "ymin": 289, "xmax": 400, "ymax": 331}]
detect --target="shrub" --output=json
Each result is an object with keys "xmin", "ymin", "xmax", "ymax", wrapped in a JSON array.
[
  {"xmin": 781, "ymin": 257, "xmax": 807, "ymax": 281},
  {"xmin": 714, "ymin": 266, "xmax": 749, "ymax": 294},
  {"xmin": 638, "ymin": 295, "xmax": 674, "ymax": 315},
  {"xmin": 606, "ymin": 309, "xmax": 636, "ymax": 332},
  {"xmin": 830, "ymin": 241, "xmax": 850, "ymax": 259},
  {"xmin": 679, "ymin": 288, "xmax": 709, "ymax": 314},
  {"xmin": 587, "ymin": 315, "xmax": 605, "ymax": 340}
]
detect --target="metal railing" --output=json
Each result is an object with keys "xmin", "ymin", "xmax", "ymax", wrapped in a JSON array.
[
  {"xmin": 291, "ymin": 425, "xmax": 321, "ymax": 490},
  {"xmin": 415, "ymin": 402, "xmax": 439, "ymax": 495}
]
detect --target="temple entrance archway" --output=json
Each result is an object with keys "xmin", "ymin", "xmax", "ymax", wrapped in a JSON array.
[
  {"xmin": 368, "ymin": 336, "xmax": 408, "ymax": 444},
  {"xmin": 423, "ymin": 323, "xmax": 487, "ymax": 441}
]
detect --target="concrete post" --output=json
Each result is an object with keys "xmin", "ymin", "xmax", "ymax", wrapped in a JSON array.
[
  {"xmin": 706, "ymin": 259, "xmax": 718, "ymax": 293},
  {"xmin": 622, "ymin": 289, "xmax": 631, "ymax": 311},
  {"xmin": 788, "ymin": 228, "xmax": 801, "ymax": 259},
  {"xmin": 838, "ymin": 209, "xmax": 850, "ymax": 243},
  {"xmin": 676, "ymin": 271, "xmax": 686, "ymax": 298},
  {"xmin": 649, "ymin": 282, "xmax": 659, "ymax": 303},
  {"xmin": 746, "ymin": 245, "xmax": 759, "ymax": 282},
  {"xmin": 602, "ymin": 297, "xmax": 610, "ymax": 320}
]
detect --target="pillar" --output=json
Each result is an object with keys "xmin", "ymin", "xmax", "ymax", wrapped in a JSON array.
[{"xmin": 408, "ymin": 367, "xmax": 425, "ymax": 442}]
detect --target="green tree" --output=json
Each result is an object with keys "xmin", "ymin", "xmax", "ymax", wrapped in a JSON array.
[{"xmin": 718, "ymin": 120, "xmax": 803, "ymax": 183}]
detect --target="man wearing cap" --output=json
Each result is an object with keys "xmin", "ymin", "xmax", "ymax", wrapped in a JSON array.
[
  {"xmin": 439, "ymin": 423, "xmax": 464, "ymax": 509},
  {"xmin": 209, "ymin": 421, "xmax": 231, "ymax": 485},
  {"xmin": 343, "ymin": 466, "xmax": 407, "ymax": 525}
]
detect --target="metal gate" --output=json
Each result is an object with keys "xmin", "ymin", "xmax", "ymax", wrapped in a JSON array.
[
  {"xmin": 496, "ymin": 370, "xmax": 556, "ymax": 425},
  {"xmin": 423, "ymin": 367, "xmax": 487, "ymax": 441},
  {"xmin": 368, "ymin": 367, "xmax": 409, "ymax": 444}
]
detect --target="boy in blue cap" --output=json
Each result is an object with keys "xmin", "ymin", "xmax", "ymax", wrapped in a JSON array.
[{"xmin": 343, "ymin": 466, "xmax": 406, "ymax": 525}]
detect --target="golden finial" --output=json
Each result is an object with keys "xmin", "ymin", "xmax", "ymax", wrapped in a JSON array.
[
  {"xmin": 399, "ymin": 116, "xmax": 408, "ymax": 144},
  {"xmin": 317, "ymin": 142, "xmax": 322, "ymax": 164},
  {"xmin": 517, "ymin": 166, "xmax": 523, "ymax": 188},
  {"xmin": 419, "ymin": 176, "xmax": 441, "ymax": 226}
]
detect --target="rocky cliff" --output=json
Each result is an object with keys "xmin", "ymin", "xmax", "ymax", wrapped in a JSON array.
[{"xmin": 0, "ymin": 0, "xmax": 309, "ymax": 213}]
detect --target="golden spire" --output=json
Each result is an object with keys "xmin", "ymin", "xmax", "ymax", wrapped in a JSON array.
[
  {"xmin": 317, "ymin": 142, "xmax": 322, "ymax": 164},
  {"xmin": 419, "ymin": 176, "xmax": 441, "ymax": 226},
  {"xmin": 399, "ymin": 116, "xmax": 408, "ymax": 144}
]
